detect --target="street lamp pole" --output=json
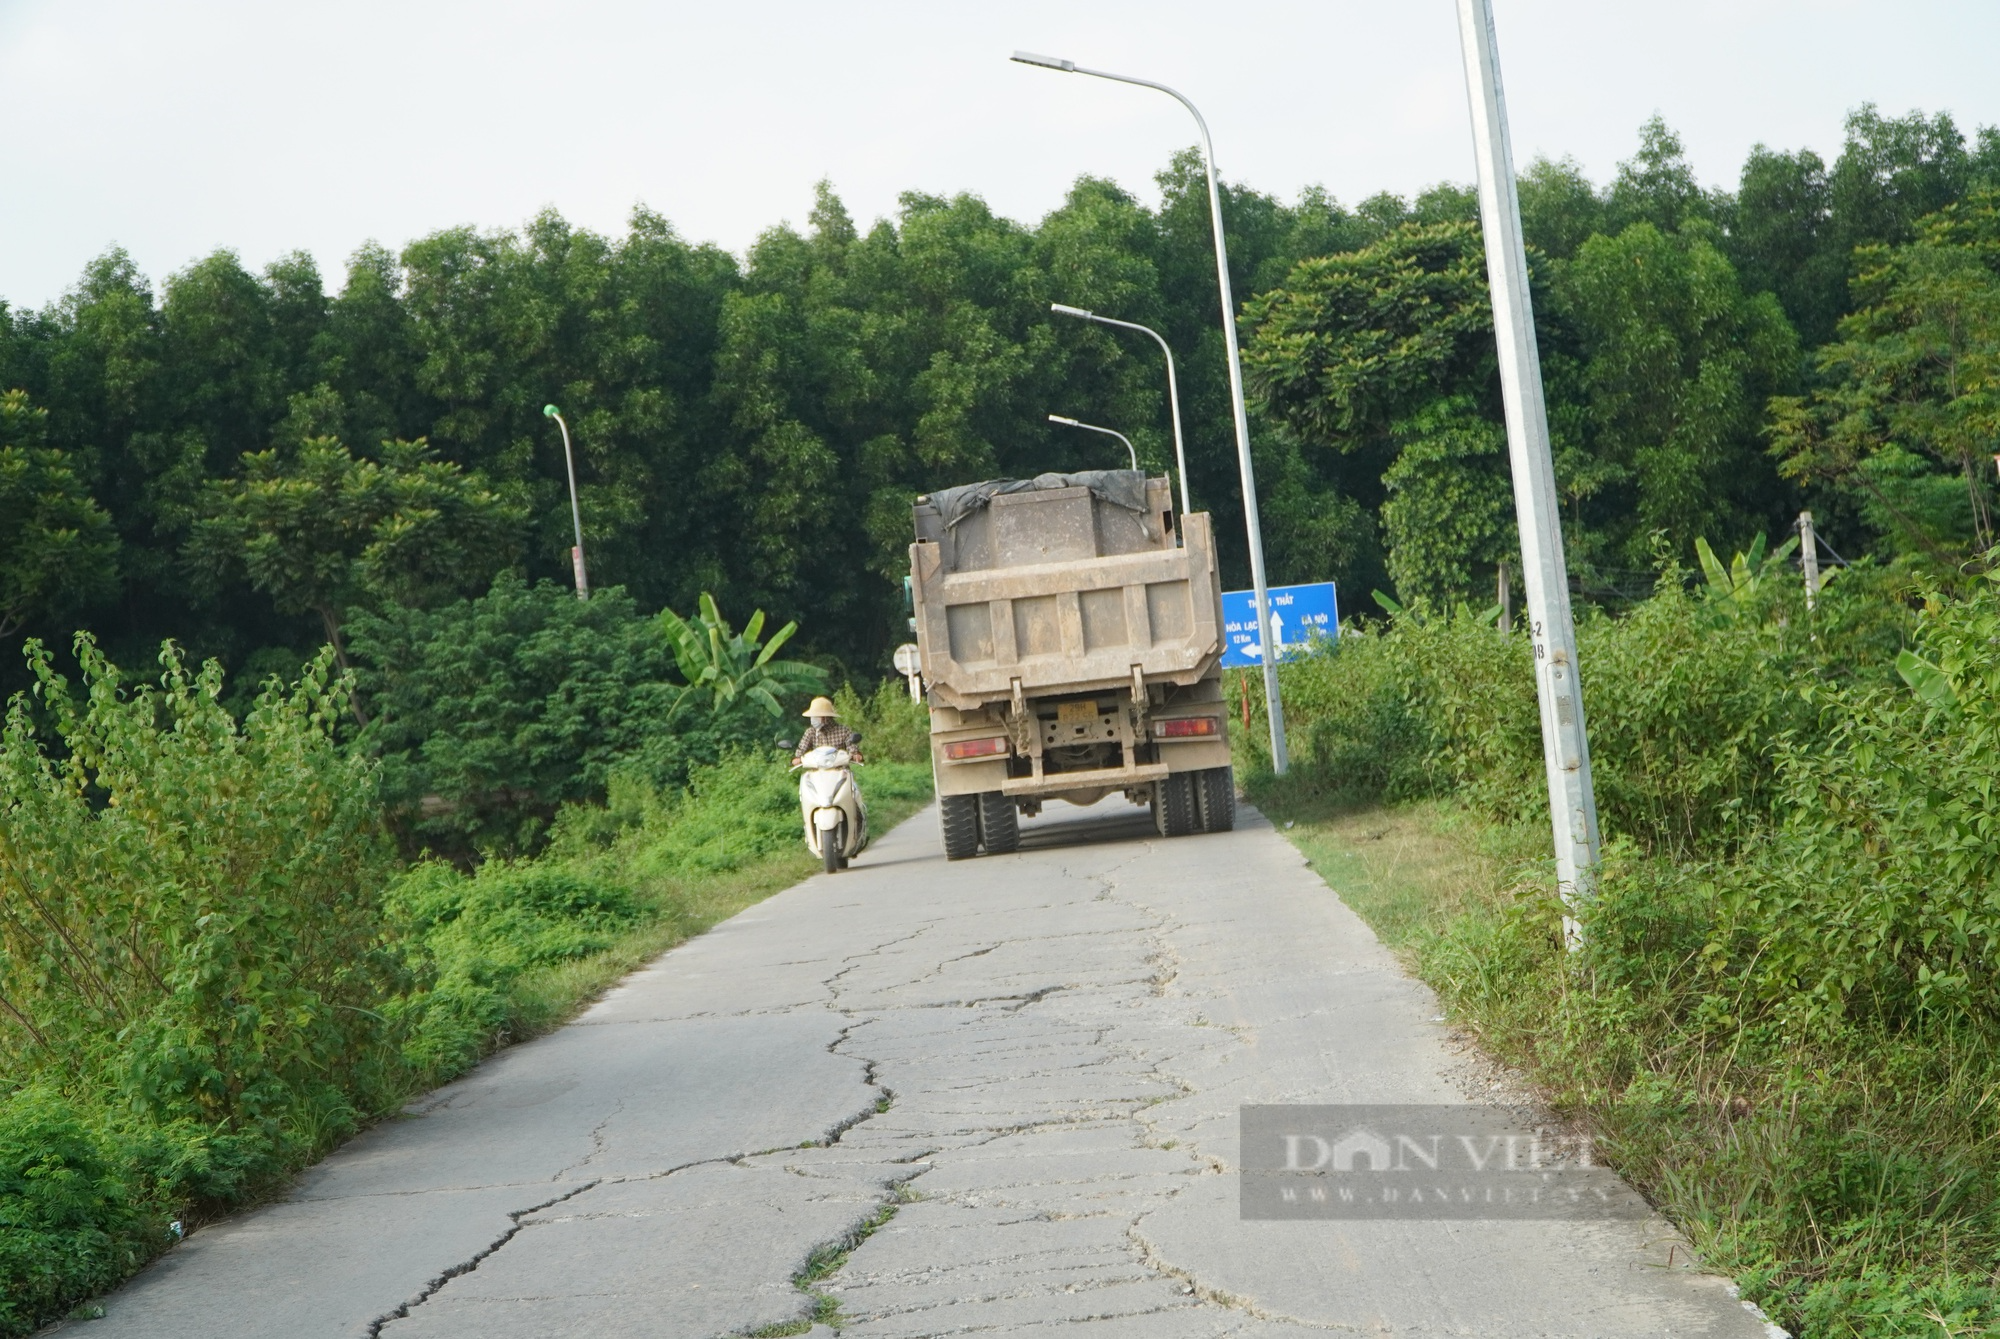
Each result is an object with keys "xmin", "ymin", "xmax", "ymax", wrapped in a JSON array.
[
  {"xmin": 1047, "ymin": 414, "xmax": 1138, "ymax": 469},
  {"xmin": 1013, "ymin": 51, "xmax": 1288, "ymax": 772},
  {"xmin": 542, "ymin": 404, "xmax": 590, "ymax": 599},
  {"xmin": 1050, "ymin": 304, "xmax": 1190, "ymax": 517}
]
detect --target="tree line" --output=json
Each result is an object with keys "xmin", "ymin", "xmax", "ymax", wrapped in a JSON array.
[{"xmin": 3, "ymin": 104, "xmax": 1998, "ymax": 696}]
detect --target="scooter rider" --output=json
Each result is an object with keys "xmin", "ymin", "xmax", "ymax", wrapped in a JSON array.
[{"xmin": 794, "ymin": 696, "xmax": 864, "ymax": 763}]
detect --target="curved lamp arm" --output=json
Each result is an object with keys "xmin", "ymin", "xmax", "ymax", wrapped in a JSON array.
[
  {"xmin": 543, "ymin": 404, "xmax": 589, "ymax": 599},
  {"xmin": 1050, "ymin": 303, "xmax": 1189, "ymax": 517},
  {"xmin": 1047, "ymin": 414, "xmax": 1137, "ymax": 470}
]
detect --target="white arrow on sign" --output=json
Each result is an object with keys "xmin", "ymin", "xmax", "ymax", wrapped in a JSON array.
[{"xmin": 1239, "ymin": 611, "xmax": 1286, "ymax": 663}]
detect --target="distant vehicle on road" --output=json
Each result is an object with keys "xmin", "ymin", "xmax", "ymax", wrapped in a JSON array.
[
  {"xmin": 908, "ymin": 469, "xmax": 1234, "ymax": 859},
  {"xmin": 788, "ymin": 744, "xmax": 867, "ymax": 874}
]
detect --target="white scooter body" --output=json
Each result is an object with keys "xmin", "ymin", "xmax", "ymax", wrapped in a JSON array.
[{"xmin": 794, "ymin": 746, "xmax": 867, "ymax": 872}]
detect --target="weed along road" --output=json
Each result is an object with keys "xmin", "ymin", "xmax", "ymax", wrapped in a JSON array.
[{"xmin": 86, "ymin": 803, "xmax": 1777, "ymax": 1339}]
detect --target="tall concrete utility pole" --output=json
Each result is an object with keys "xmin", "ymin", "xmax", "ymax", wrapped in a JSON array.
[
  {"xmin": 1455, "ymin": 0, "xmax": 1600, "ymax": 948},
  {"xmin": 1797, "ymin": 511, "xmax": 1822, "ymax": 610}
]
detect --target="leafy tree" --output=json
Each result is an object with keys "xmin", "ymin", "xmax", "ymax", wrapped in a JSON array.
[
  {"xmin": 1735, "ymin": 106, "xmax": 1986, "ymax": 348},
  {"xmin": 1829, "ymin": 106, "xmax": 1976, "ymax": 252},
  {"xmin": 1560, "ymin": 222, "xmax": 1799, "ymax": 561},
  {"xmin": 1607, "ymin": 116, "xmax": 1716, "ymax": 235},
  {"xmin": 1242, "ymin": 222, "xmax": 1512, "ymax": 600},
  {"xmin": 1517, "ymin": 156, "xmax": 1607, "ymax": 261},
  {"xmin": 0, "ymin": 391, "xmax": 118, "ymax": 639},
  {"xmin": 1250, "ymin": 429, "xmax": 1383, "ymax": 596},
  {"xmin": 1731, "ymin": 145, "xmax": 1844, "ymax": 345},
  {"xmin": 159, "ymin": 251, "xmax": 290, "ymax": 474},
  {"xmin": 189, "ymin": 430, "xmax": 522, "ymax": 671},
  {"xmin": 1241, "ymin": 221, "xmax": 1495, "ymax": 452},
  {"xmin": 1769, "ymin": 205, "xmax": 2000, "ymax": 561},
  {"xmin": 317, "ymin": 243, "xmax": 431, "ymax": 453},
  {"xmin": 1378, "ymin": 397, "xmax": 1515, "ymax": 605}
]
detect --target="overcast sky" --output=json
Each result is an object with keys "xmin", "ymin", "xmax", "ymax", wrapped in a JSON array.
[{"xmin": 2, "ymin": 0, "xmax": 1996, "ymax": 310}]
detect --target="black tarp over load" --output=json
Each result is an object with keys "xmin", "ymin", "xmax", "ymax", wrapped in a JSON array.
[{"xmin": 923, "ymin": 470, "xmax": 1153, "ymax": 534}]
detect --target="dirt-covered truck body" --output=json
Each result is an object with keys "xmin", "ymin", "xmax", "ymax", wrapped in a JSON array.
[{"xmin": 909, "ymin": 470, "xmax": 1235, "ymax": 857}]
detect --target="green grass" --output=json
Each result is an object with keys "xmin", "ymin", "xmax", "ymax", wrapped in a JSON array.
[
  {"xmin": 1248, "ymin": 789, "xmax": 1539, "ymax": 952},
  {"xmin": 758, "ymin": 1179, "xmax": 923, "ymax": 1335}
]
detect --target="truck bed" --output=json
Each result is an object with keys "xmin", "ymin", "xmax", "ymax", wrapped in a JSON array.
[{"xmin": 909, "ymin": 475, "xmax": 1222, "ymax": 710}]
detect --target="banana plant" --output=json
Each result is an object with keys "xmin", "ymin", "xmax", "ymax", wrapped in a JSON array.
[
  {"xmin": 658, "ymin": 593, "xmax": 826, "ymax": 722},
  {"xmin": 1694, "ymin": 532, "xmax": 1814, "ymax": 618}
]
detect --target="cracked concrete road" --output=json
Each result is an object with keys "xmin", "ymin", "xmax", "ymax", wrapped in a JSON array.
[{"xmin": 83, "ymin": 800, "xmax": 1780, "ymax": 1338}]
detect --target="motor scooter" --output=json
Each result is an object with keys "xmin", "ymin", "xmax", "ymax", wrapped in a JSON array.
[{"xmin": 787, "ymin": 743, "xmax": 868, "ymax": 873}]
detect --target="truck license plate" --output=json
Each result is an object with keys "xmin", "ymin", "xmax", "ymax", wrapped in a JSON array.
[{"xmin": 1057, "ymin": 700, "xmax": 1099, "ymax": 726}]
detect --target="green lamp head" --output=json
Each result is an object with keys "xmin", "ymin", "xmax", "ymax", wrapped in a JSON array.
[{"xmin": 543, "ymin": 404, "xmax": 560, "ymax": 418}]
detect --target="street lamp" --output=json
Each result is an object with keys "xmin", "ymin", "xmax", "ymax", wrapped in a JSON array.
[
  {"xmin": 542, "ymin": 404, "xmax": 590, "ymax": 599},
  {"xmin": 1013, "ymin": 51, "xmax": 1288, "ymax": 772},
  {"xmin": 1049, "ymin": 304, "xmax": 1190, "ymax": 517},
  {"xmin": 1047, "ymin": 414, "xmax": 1138, "ymax": 469}
]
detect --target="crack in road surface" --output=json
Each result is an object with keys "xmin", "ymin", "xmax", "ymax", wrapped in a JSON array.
[
  {"xmin": 84, "ymin": 800, "xmax": 1784, "ymax": 1339},
  {"xmin": 365, "ymin": 1180, "xmax": 601, "ymax": 1337}
]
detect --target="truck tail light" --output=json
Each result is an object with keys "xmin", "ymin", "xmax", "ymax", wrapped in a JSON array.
[
  {"xmin": 1154, "ymin": 716, "xmax": 1220, "ymax": 739},
  {"xmin": 943, "ymin": 736, "xmax": 1011, "ymax": 760}
]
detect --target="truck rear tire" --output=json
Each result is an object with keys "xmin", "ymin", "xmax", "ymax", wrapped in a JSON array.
[
  {"xmin": 1196, "ymin": 766, "xmax": 1236, "ymax": 833},
  {"xmin": 940, "ymin": 794, "xmax": 980, "ymax": 860},
  {"xmin": 978, "ymin": 791, "xmax": 1020, "ymax": 854},
  {"xmin": 1152, "ymin": 774, "xmax": 1198, "ymax": 837}
]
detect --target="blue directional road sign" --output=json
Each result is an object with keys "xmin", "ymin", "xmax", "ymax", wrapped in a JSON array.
[{"xmin": 1220, "ymin": 582, "xmax": 1338, "ymax": 668}]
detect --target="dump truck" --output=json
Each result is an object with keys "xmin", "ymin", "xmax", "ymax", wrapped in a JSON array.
[{"xmin": 908, "ymin": 469, "xmax": 1235, "ymax": 859}]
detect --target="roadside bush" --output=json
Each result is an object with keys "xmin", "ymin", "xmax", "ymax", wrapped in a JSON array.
[
  {"xmin": 1710, "ymin": 571, "xmax": 2000, "ymax": 1028},
  {"xmin": 1266, "ymin": 557, "xmax": 1907, "ymax": 859},
  {"xmin": 1569, "ymin": 582, "xmax": 1809, "ymax": 856},
  {"xmin": 0, "ymin": 637, "xmax": 400, "ymax": 1129},
  {"xmin": 352, "ymin": 576, "xmax": 825, "ymax": 859},
  {"xmin": 0, "ymin": 637, "xmax": 401, "ymax": 1333},
  {"xmin": 831, "ymin": 679, "xmax": 931, "ymax": 764},
  {"xmin": 350, "ymin": 574, "xmax": 681, "ymax": 855},
  {"xmin": 549, "ymin": 747, "xmax": 937, "ymax": 888},
  {"xmin": 0, "ymin": 1090, "xmax": 155, "ymax": 1338},
  {"xmin": 608, "ymin": 752, "xmax": 834, "ymax": 882}
]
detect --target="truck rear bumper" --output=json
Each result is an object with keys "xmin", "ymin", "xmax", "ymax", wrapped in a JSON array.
[{"xmin": 999, "ymin": 761, "xmax": 1169, "ymax": 797}]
